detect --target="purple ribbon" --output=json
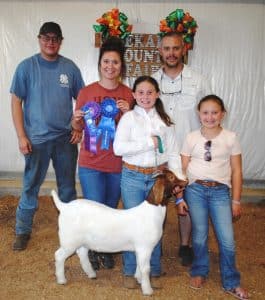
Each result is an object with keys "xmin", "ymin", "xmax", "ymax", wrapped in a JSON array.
[{"xmin": 81, "ymin": 102, "xmax": 101, "ymax": 154}]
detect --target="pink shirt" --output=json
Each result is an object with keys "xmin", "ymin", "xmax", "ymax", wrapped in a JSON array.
[{"xmin": 181, "ymin": 128, "xmax": 241, "ymax": 187}]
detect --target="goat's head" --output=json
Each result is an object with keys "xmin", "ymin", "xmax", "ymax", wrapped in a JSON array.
[{"xmin": 147, "ymin": 169, "xmax": 188, "ymax": 206}]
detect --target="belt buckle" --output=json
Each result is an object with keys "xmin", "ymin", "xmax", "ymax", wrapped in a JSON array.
[
  {"xmin": 207, "ymin": 181, "xmax": 219, "ymax": 187},
  {"xmin": 145, "ymin": 167, "xmax": 154, "ymax": 174}
]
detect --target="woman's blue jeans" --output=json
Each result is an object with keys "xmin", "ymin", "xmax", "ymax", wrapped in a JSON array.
[
  {"xmin": 121, "ymin": 166, "xmax": 162, "ymax": 277},
  {"xmin": 184, "ymin": 182, "xmax": 241, "ymax": 290},
  {"xmin": 16, "ymin": 133, "xmax": 78, "ymax": 235},
  {"xmin": 78, "ymin": 166, "xmax": 121, "ymax": 208}
]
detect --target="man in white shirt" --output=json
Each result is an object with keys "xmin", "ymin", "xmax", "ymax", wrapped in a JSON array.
[{"xmin": 152, "ymin": 32, "xmax": 211, "ymax": 266}]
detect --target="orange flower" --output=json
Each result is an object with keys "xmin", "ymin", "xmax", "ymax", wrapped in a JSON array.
[
  {"xmin": 183, "ymin": 13, "xmax": 193, "ymax": 22},
  {"xmin": 176, "ymin": 24, "xmax": 184, "ymax": 32},
  {"xmin": 110, "ymin": 28, "xmax": 121, "ymax": 36},
  {"xmin": 110, "ymin": 8, "xmax": 119, "ymax": 19},
  {"xmin": 113, "ymin": 19, "xmax": 121, "ymax": 27},
  {"xmin": 127, "ymin": 25, "xmax": 133, "ymax": 33},
  {"xmin": 160, "ymin": 19, "xmax": 167, "ymax": 26},
  {"xmin": 96, "ymin": 17, "xmax": 109, "ymax": 25}
]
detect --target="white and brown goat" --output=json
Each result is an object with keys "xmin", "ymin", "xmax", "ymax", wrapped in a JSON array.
[{"xmin": 51, "ymin": 169, "xmax": 187, "ymax": 296}]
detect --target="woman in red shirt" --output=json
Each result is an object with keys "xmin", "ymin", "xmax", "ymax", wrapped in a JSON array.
[{"xmin": 72, "ymin": 37, "xmax": 134, "ymax": 270}]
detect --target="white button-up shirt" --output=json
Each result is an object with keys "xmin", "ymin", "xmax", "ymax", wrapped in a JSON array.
[{"xmin": 152, "ymin": 65, "xmax": 212, "ymax": 148}]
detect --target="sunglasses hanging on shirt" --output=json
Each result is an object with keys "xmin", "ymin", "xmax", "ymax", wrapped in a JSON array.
[{"xmin": 160, "ymin": 72, "xmax": 182, "ymax": 96}]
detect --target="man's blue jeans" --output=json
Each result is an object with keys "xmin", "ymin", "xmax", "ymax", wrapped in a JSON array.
[
  {"xmin": 78, "ymin": 167, "xmax": 121, "ymax": 208},
  {"xmin": 184, "ymin": 182, "xmax": 241, "ymax": 290},
  {"xmin": 16, "ymin": 133, "xmax": 78, "ymax": 235},
  {"xmin": 121, "ymin": 166, "xmax": 162, "ymax": 277}
]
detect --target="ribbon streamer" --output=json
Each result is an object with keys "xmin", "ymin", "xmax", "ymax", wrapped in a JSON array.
[
  {"xmin": 156, "ymin": 136, "xmax": 164, "ymax": 154},
  {"xmin": 81, "ymin": 102, "xmax": 101, "ymax": 154},
  {"xmin": 97, "ymin": 98, "xmax": 119, "ymax": 150}
]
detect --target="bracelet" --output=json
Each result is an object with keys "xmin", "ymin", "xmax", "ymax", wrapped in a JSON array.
[
  {"xmin": 175, "ymin": 197, "xmax": 184, "ymax": 205},
  {"xmin": 232, "ymin": 200, "xmax": 241, "ymax": 205}
]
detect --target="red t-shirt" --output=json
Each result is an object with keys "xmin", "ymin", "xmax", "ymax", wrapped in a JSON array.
[{"xmin": 76, "ymin": 81, "xmax": 134, "ymax": 173}]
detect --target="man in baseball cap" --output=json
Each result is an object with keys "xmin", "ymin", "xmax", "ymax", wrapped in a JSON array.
[
  {"xmin": 10, "ymin": 21, "xmax": 84, "ymax": 251},
  {"xmin": 38, "ymin": 21, "xmax": 63, "ymax": 39}
]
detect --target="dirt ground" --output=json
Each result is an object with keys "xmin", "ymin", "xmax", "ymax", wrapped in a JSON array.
[{"xmin": 0, "ymin": 195, "xmax": 264, "ymax": 300}]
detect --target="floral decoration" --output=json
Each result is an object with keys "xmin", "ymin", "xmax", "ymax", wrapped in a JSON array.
[
  {"xmin": 159, "ymin": 8, "xmax": 198, "ymax": 51},
  {"xmin": 93, "ymin": 8, "xmax": 133, "ymax": 41}
]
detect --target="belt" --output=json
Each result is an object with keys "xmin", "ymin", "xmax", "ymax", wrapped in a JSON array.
[
  {"xmin": 195, "ymin": 180, "xmax": 223, "ymax": 187},
  {"xmin": 123, "ymin": 162, "xmax": 167, "ymax": 175}
]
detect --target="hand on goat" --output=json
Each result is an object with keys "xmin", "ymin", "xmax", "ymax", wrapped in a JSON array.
[{"xmin": 172, "ymin": 185, "xmax": 185, "ymax": 196}]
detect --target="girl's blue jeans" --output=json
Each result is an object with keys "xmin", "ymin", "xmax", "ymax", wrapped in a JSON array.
[
  {"xmin": 121, "ymin": 166, "xmax": 162, "ymax": 277},
  {"xmin": 16, "ymin": 133, "xmax": 78, "ymax": 235},
  {"xmin": 184, "ymin": 182, "xmax": 241, "ymax": 290},
  {"xmin": 78, "ymin": 166, "xmax": 121, "ymax": 208}
]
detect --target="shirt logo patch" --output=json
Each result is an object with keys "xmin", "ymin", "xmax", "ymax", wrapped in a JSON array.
[{"xmin": 59, "ymin": 74, "xmax": 69, "ymax": 87}]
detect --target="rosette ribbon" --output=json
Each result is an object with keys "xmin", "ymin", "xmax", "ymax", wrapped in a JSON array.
[
  {"xmin": 93, "ymin": 8, "xmax": 132, "ymax": 41},
  {"xmin": 81, "ymin": 102, "xmax": 101, "ymax": 154},
  {"xmin": 159, "ymin": 8, "xmax": 197, "ymax": 51},
  {"xmin": 97, "ymin": 98, "xmax": 119, "ymax": 150}
]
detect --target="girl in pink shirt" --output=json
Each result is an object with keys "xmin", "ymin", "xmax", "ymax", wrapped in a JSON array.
[{"xmin": 180, "ymin": 95, "xmax": 249, "ymax": 300}]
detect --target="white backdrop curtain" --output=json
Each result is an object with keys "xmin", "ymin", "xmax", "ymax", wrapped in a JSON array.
[{"xmin": 0, "ymin": 0, "xmax": 264, "ymax": 180}]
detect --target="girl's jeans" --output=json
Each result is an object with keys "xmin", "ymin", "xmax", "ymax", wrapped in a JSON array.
[
  {"xmin": 78, "ymin": 166, "xmax": 121, "ymax": 208},
  {"xmin": 185, "ymin": 182, "xmax": 241, "ymax": 290},
  {"xmin": 121, "ymin": 166, "xmax": 162, "ymax": 277},
  {"xmin": 16, "ymin": 133, "xmax": 78, "ymax": 235}
]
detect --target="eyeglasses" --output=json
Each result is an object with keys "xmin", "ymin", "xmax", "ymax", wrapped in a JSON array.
[
  {"xmin": 160, "ymin": 72, "xmax": 182, "ymax": 96},
  {"xmin": 39, "ymin": 35, "xmax": 61, "ymax": 44},
  {"xmin": 204, "ymin": 140, "xmax": 212, "ymax": 161}
]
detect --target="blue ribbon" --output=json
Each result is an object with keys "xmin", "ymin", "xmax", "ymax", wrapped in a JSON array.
[{"xmin": 97, "ymin": 98, "xmax": 119, "ymax": 150}]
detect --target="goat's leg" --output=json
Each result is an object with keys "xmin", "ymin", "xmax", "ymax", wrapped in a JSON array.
[
  {"xmin": 76, "ymin": 247, "xmax": 96, "ymax": 279},
  {"xmin": 135, "ymin": 249, "xmax": 153, "ymax": 296},
  {"xmin": 55, "ymin": 247, "xmax": 75, "ymax": 284},
  {"xmin": 135, "ymin": 264, "xmax": 141, "ymax": 284}
]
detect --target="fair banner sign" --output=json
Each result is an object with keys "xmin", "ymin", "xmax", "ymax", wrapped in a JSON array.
[{"xmin": 95, "ymin": 32, "xmax": 187, "ymax": 78}]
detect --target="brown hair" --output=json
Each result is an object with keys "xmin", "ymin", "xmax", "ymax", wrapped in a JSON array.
[
  {"xmin": 133, "ymin": 76, "xmax": 174, "ymax": 127},
  {"xmin": 197, "ymin": 94, "xmax": 226, "ymax": 112},
  {"xmin": 98, "ymin": 36, "xmax": 126, "ymax": 79}
]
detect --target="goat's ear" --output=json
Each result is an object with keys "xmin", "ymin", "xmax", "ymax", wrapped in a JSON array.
[{"xmin": 148, "ymin": 177, "xmax": 165, "ymax": 205}]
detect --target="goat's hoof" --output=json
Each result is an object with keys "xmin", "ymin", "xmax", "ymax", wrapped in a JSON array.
[
  {"xmin": 57, "ymin": 278, "xmax": 67, "ymax": 285},
  {"xmin": 142, "ymin": 287, "xmax": 153, "ymax": 296},
  {"xmin": 88, "ymin": 272, "xmax": 97, "ymax": 279}
]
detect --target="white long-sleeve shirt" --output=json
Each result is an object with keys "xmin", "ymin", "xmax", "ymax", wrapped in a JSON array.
[{"xmin": 113, "ymin": 105, "xmax": 181, "ymax": 173}]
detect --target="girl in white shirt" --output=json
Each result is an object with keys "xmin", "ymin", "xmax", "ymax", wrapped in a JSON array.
[
  {"xmin": 114, "ymin": 75, "xmax": 182, "ymax": 289},
  {"xmin": 180, "ymin": 95, "xmax": 249, "ymax": 300}
]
